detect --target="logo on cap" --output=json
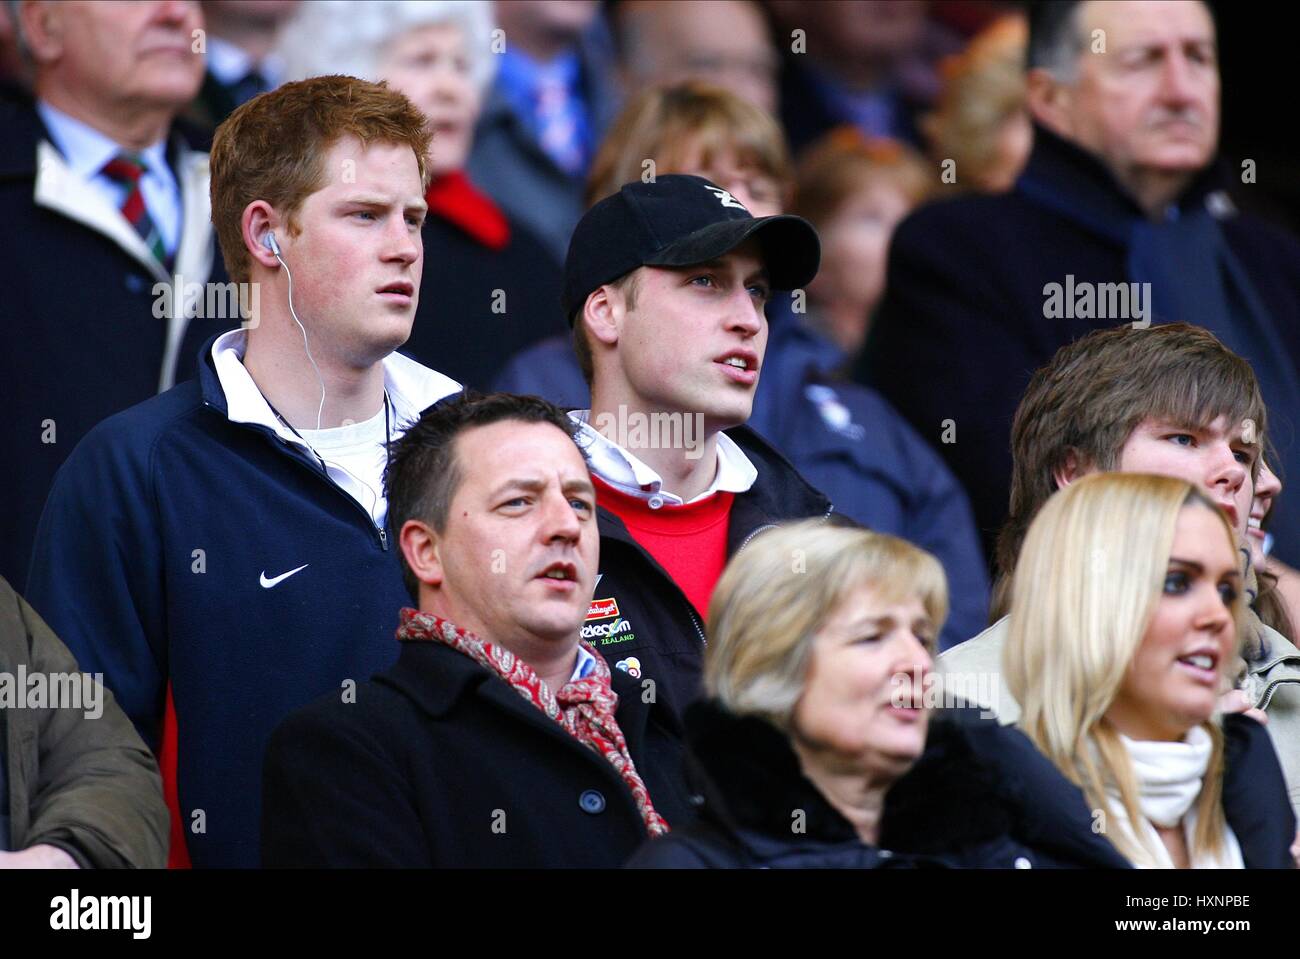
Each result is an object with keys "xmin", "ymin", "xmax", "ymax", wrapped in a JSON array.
[{"xmin": 704, "ymin": 184, "xmax": 748, "ymax": 212}]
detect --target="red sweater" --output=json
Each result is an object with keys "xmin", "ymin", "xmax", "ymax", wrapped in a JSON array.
[{"xmin": 593, "ymin": 475, "xmax": 735, "ymax": 619}]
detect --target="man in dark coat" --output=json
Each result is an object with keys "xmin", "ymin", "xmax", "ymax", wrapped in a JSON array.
[
  {"xmin": 262, "ymin": 393, "xmax": 694, "ymax": 867},
  {"xmin": 857, "ymin": 0, "xmax": 1300, "ymax": 566},
  {"xmin": 1, "ymin": 1, "xmax": 233, "ymax": 592}
]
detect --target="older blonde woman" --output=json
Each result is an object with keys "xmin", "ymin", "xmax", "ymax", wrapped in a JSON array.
[
  {"xmin": 1006, "ymin": 473, "xmax": 1296, "ymax": 868},
  {"xmin": 628, "ymin": 519, "xmax": 1127, "ymax": 868}
]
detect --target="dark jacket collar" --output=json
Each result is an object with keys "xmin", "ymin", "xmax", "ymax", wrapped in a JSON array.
[
  {"xmin": 1015, "ymin": 122, "xmax": 1233, "ymax": 243},
  {"xmin": 376, "ymin": 634, "xmax": 677, "ymax": 759},
  {"xmin": 684, "ymin": 700, "xmax": 1133, "ymax": 867},
  {"xmin": 1221, "ymin": 712, "xmax": 1299, "ymax": 868},
  {"xmin": 683, "ymin": 699, "xmax": 860, "ymax": 846}
]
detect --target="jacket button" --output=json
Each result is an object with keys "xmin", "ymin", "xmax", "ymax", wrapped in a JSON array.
[
  {"xmin": 579, "ymin": 789, "xmax": 606, "ymax": 814},
  {"xmin": 1014, "ymin": 856, "xmax": 1032, "ymax": 869}
]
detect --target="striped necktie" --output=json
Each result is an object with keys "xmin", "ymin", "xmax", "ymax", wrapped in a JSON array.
[{"xmin": 101, "ymin": 152, "xmax": 169, "ymax": 268}]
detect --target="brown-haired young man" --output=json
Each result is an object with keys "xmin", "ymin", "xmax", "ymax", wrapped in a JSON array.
[
  {"xmin": 26, "ymin": 76, "xmax": 461, "ymax": 868},
  {"xmin": 939, "ymin": 323, "xmax": 1300, "ymax": 817}
]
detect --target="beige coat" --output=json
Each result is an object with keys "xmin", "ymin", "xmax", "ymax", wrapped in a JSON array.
[{"xmin": 939, "ymin": 615, "xmax": 1300, "ymax": 818}]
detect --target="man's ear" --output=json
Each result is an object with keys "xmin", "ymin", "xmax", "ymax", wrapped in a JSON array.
[
  {"xmin": 1052, "ymin": 448, "xmax": 1085, "ymax": 490},
  {"xmin": 21, "ymin": 0, "xmax": 65, "ymax": 64},
  {"xmin": 1025, "ymin": 67, "xmax": 1074, "ymax": 140},
  {"xmin": 242, "ymin": 201, "xmax": 282, "ymax": 271},
  {"xmin": 399, "ymin": 519, "xmax": 445, "ymax": 590},
  {"xmin": 583, "ymin": 286, "xmax": 621, "ymax": 348}
]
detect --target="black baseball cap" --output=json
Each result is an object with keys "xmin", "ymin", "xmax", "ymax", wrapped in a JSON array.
[{"xmin": 562, "ymin": 174, "xmax": 821, "ymax": 325}]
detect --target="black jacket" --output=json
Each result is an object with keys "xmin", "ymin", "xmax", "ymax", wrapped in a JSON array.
[
  {"xmin": 587, "ymin": 427, "xmax": 833, "ymax": 718},
  {"xmin": 261, "ymin": 637, "xmax": 697, "ymax": 868},
  {"xmin": 858, "ymin": 126, "xmax": 1300, "ymax": 566},
  {"xmin": 629, "ymin": 703, "xmax": 1296, "ymax": 869},
  {"xmin": 0, "ymin": 99, "xmax": 233, "ymax": 591},
  {"xmin": 628, "ymin": 701, "xmax": 1130, "ymax": 869},
  {"xmin": 400, "ymin": 208, "xmax": 566, "ymax": 391}
]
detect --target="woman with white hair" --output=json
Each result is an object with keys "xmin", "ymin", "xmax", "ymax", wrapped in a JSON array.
[
  {"xmin": 1005, "ymin": 473, "xmax": 1296, "ymax": 868},
  {"xmin": 628, "ymin": 519, "xmax": 1130, "ymax": 868},
  {"xmin": 276, "ymin": 0, "xmax": 566, "ymax": 389}
]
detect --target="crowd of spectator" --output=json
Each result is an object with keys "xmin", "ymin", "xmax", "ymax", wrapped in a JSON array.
[{"xmin": 1, "ymin": 0, "xmax": 1297, "ymax": 873}]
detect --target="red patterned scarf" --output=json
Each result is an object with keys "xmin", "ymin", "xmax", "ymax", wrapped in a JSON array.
[{"xmin": 396, "ymin": 608, "xmax": 669, "ymax": 836}]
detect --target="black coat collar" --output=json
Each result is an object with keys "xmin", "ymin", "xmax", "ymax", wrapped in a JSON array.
[
  {"xmin": 683, "ymin": 700, "xmax": 1132, "ymax": 867},
  {"xmin": 1016, "ymin": 123, "xmax": 1232, "ymax": 242},
  {"xmin": 376, "ymin": 636, "xmax": 676, "ymax": 759}
]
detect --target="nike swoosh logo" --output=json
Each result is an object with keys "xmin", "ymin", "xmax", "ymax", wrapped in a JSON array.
[{"xmin": 260, "ymin": 564, "xmax": 310, "ymax": 588}]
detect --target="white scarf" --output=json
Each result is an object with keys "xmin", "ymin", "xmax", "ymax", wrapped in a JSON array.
[{"xmin": 1104, "ymin": 726, "xmax": 1244, "ymax": 869}]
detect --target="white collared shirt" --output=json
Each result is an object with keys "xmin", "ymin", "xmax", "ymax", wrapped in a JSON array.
[
  {"xmin": 206, "ymin": 35, "xmax": 285, "ymax": 89},
  {"xmin": 37, "ymin": 100, "xmax": 181, "ymax": 255},
  {"xmin": 570, "ymin": 645, "xmax": 597, "ymax": 683},
  {"xmin": 211, "ymin": 329, "xmax": 461, "ymax": 524},
  {"xmin": 569, "ymin": 410, "xmax": 757, "ymax": 509}
]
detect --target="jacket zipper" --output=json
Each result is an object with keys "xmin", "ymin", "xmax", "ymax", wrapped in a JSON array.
[
  {"xmin": 736, "ymin": 505, "xmax": 835, "ymax": 555},
  {"xmin": 207, "ymin": 402, "xmax": 390, "ymax": 551},
  {"xmin": 1256, "ymin": 674, "xmax": 1300, "ymax": 710}
]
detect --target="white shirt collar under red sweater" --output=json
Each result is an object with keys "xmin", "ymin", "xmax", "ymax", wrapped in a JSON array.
[{"xmin": 569, "ymin": 410, "xmax": 757, "ymax": 506}]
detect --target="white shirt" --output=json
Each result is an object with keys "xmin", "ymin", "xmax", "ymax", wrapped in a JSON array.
[
  {"xmin": 211, "ymin": 329, "xmax": 462, "ymax": 526},
  {"xmin": 206, "ymin": 35, "xmax": 285, "ymax": 89},
  {"xmin": 569, "ymin": 410, "xmax": 757, "ymax": 509},
  {"xmin": 298, "ymin": 403, "xmax": 391, "ymax": 528},
  {"xmin": 37, "ymin": 100, "xmax": 181, "ymax": 256},
  {"xmin": 570, "ymin": 645, "xmax": 596, "ymax": 683}
]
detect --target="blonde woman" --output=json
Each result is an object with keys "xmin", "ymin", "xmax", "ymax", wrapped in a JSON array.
[
  {"xmin": 1006, "ymin": 473, "xmax": 1296, "ymax": 868},
  {"xmin": 628, "ymin": 519, "xmax": 1127, "ymax": 868}
]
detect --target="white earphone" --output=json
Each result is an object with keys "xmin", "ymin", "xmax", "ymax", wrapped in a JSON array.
[{"xmin": 262, "ymin": 230, "xmax": 325, "ymax": 431}]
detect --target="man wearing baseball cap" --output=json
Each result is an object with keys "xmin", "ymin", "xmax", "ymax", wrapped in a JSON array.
[{"xmin": 565, "ymin": 173, "xmax": 831, "ymax": 715}]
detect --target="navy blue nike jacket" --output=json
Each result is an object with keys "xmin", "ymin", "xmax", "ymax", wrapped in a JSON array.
[{"xmin": 25, "ymin": 335, "xmax": 460, "ymax": 868}]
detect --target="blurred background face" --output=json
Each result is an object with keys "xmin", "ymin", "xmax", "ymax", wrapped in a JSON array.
[
  {"xmin": 1063, "ymin": 0, "xmax": 1219, "ymax": 181},
  {"xmin": 618, "ymin": 0, "xmax": 778, "ymax": 113},
  {"xmin": 493, "ymin": 0, "xmax": 598, "ymax": 51},
  {"xmin": 380, "ymin": 21, "xmax": 480, "ymax": 176},
  {"xmin": 791, "ymin": 584, "xmax": 934, "ymax": 780},
  {"xmin": 430, "ymin": 420, "xmax": 599, "ymax": 645},
  {"xmin": 984, "ymin": 110, "xmax": 1033, "ymax": 191},
  {"xmin": 769, "ymin": 0, "xmax": 925, "ymax": 84},
  {"xmin": 674, "ymin": 144, "xmax": 782, "ymax": 217},
  {"xmin": 1106, "ymin": 504, "xmax": 1238, "ymax": 741},
  {"xmin": 29, "ymin": 0, "xmax": 205, "ymax": 108},
  {"xmin": 807, "ymin": 178, "xmax": 914, "ymax": 351},
  {"xmin": 1248, "ymin": 460, "xmax": 1281, "ymax": 572},
  {"xmin": 202, "ymin": 0, "xmax": 299, "ymax": 28}
]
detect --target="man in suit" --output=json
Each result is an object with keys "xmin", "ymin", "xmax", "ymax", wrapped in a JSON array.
[{"xmin": 3, "ymin": 0, "xmax": 232, "ymax": 591}]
